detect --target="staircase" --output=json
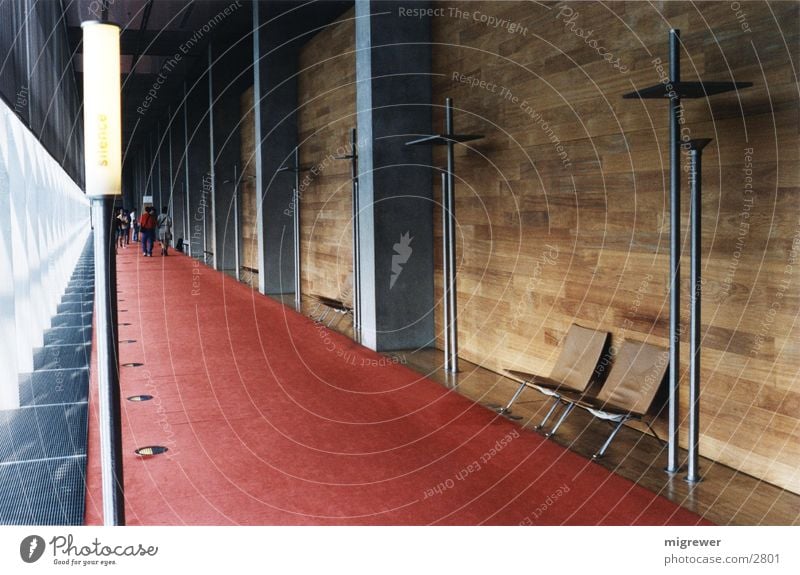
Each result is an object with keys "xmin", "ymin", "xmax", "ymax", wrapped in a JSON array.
[{"xmin": 0, "ymin": 238, "xmax": 93, "ymax": 525}]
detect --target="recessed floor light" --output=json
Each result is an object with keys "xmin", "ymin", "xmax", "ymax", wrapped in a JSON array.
[
  {"xmin": 135, "ymin": 446, "xmax": 168, "ymax": 456},
  {"xmin": 120, "ymin": 339, "xmax": 137, "ymax": 343},
  {"xmin": 121, "ymin": 323, "xmax": 132, "ymax": 326},
  {"xmin": 122, "ymin": 362, "xmax": 144, "ymax": 367}
]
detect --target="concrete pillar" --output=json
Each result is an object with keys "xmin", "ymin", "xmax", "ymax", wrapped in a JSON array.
[
  {"xmin": 158, "ymin": 119, "xmax": 171, "ymax": 219},
  {"xmin": 253, "ymin": 1, "xmax": 298, "ymax": 295},
  {"xmin": 355, "ymin": 0, "xmax": 435, "ymax": 350},
  {"xmin": 166, "ymin": 107, "xmax": 175, "ymax": 239},
  {"xmin": 146, "ymin": 134, "xmax": 155, "ymax": 206},
  {"xmin": 210, "ymin": 42, "xmax": 247, "ymax": 275},
  {"xmin": 185, "ymin": 77, "xmax": 213, "ymax": 260},
  {"xmin": 169, "ymin": 104, "xmax": 188, "ymax": 247}
]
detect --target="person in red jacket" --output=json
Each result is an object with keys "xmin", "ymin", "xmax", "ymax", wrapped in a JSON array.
[{"xmin": 139, "ymin": 207, "xmax": 156, "ymax": 257}]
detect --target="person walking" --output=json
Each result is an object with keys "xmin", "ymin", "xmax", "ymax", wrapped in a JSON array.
[
  {"xmin": 114, "ymin": 208, "xmax": 124, "ymax": 251},
  {"xmin": 131, "ymin": 210, "xmax": 139, "ymax": 242},
  {"xmin": 157, "ymin": 206, "xmax": 173, "ymax": 256},
  {"xmin": 139, "ymin": 206, "xmax": 156, "ymax": 257},
  {"xmin": 116, "ymin": 208, "xmax": 129, "ymax": 249},
  {"xmin": 127, "ymin": 210, "xmax": 135, "ymax": 244}
]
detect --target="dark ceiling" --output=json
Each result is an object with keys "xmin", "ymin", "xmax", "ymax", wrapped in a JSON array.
[{"xmin": 64, "ymin": 0, "xmax": 351, "ymax": 151}]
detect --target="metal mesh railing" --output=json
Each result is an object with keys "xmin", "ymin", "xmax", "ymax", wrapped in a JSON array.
[{"xmin": 0, "ymin": 0, "xmax": 83, "ymax": 187}]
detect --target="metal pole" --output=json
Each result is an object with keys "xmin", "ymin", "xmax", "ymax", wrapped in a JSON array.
[
  {"xmin": 444, "ymin": 98, "xmax": 458, "ymax": 372},
  {"xmin": 294, "ymin": 149, "xmax": 301, "ymax": 312},
  {"xmin": 167, "ymin": 106, "xmax": 174, "ymax": 248},
  {"xmin": 686, "ymin": 139, "xmax": 710, "ymax": 483},
  {"xmin": 252, "ymin": 0, "xmax": 266, "ymax": 295},
  {"xmin": 92, "ymin": 197, "xmax": 125, "ymax": 525},
  {"xmin": 350, "ymin": 128, "xmax": 361, "ymax": 342},
  {"xmin": 666, "ymin": 29, "xmax": 682, "ymax": 474},
  {"xmin": 183, "ymin": 83, "xmax": 191, "ymax": 257},
  {"xmin": 234, "ymin": 164, "xmax": 240, "ymax": 282},
  {"xmin": 353, "ymin": 179, "xmax": 360, "ymax": 341},
  {"xmin": 155, "ymin": 121, "xmax": 162, "ymax": 210},
  {"xmin": 441, "ymin": 170, "xmax": 451, "ymax": 372},
  {"xmin": 207, "ymin": 44, "xmax": 216, "ymax": 269}
]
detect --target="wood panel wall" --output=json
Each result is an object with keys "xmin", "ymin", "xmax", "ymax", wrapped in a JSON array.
[
  {"xmin": 297, "ymin": 8, "xmax": 357, "ymax": 308},
  {"xmin": 240, "ymin": 86, "xmax": 259, "ymax": 282},
  {"xmin": 257, "ymin": 1, "xmax": 798, "ymax": 493},
  {"xmin": 430, "ymin": 1, "xmax": 799, "ymax": 492}
]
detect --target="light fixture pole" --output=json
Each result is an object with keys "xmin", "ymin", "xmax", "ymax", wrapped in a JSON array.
[
  {"xmin": 623, "ymin": 30, "xmax": 751, "ymax": 475},
  {"xmin": 82, "ymin": 20, "xmax": 125, "ymax": 526},
  {"xmin": 406, "ymin": 99, "xmax": 483, "ymax": 373}
]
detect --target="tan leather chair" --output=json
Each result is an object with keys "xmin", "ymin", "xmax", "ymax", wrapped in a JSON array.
[
  {"xmin": 548, "ymin": 339, "xmax": 669, "ymax": 459},
  {"xmin": 501, "ymin": 324, "xmax": 609, "ymax": 428}
]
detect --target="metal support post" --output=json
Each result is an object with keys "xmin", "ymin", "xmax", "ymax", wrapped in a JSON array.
[
  {"xmin": 666, "ymin": 29, "xmax": 682, "ymax": 474},
  {"xmin": 686, "ymin": 138, "xmax": 711, "ymax": 483}
]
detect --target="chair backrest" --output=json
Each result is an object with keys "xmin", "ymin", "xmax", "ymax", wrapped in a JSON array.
[
  {"xmin": 548, "ymin": 324, "xmax": 609, "ymax": 392},
  {"xmin": 596, "ymin": 340, "xmax": 669, "ymax": 415}
]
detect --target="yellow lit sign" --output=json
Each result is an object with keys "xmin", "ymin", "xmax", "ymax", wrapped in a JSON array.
[{"xmin": 82, "ymin": 21, "xmax": 121, "ymax": 196}]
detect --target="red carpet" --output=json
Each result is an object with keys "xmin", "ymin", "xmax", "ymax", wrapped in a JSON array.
[{"xmin": 85, "ymin": 246, "xmax": 709, "ymax": 526}]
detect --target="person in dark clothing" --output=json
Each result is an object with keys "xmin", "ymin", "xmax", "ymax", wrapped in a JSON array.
[
  {"xmin": 139, "ymin": 206, "xmax": 157, "ymax": 257},
  {"xmin": 116, "ymin": 208, "xmax": 129, "ymax": 249}
]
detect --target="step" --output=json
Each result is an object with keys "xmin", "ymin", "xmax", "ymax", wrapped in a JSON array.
[
  {"xmin": 0, "ymin": 403, "xmax": 88, "ymax": 463},
  {"xmin": 0, "ymin": 456, "xmax": 86, "ymax": 525},
  {"xmin": 51, "ymin": 312, "xmax": 93, "ymax": 329},
  {"xmin": 57, "ymin": 301, "xmax": 93, "ymax": 314},
  {"xmin": 43, "ymin": 326, "xmax": 92, "ymax": 346},
  {"xmin": 33, "ymin": 344, "xmax": 91, "ymax": 371},
  {"xmin": 60, "ymin": 294, "xmax": 94, "ymax": 304},
  {"xmin": 18, "ymin": 369, "xmax": 90, "ymax": 406},
  {"xmin": 64, "ymin": 286, "xmax": 94, "ymax": 295}
]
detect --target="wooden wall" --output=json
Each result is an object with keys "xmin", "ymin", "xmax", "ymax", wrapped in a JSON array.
[
  {"xmin": 430, "ymin": 1, "xmax": 799, "ymax": 492},
  {"xmin": 251, "ymin": 1, "xmax": 799, "ymax": 493},
  {"xmin": 297, "ymin": 8, "xmax": 357, "ymax": 306},
  {"xmin": 240, "ymin": 86, "xmax": 259, "ymax": 283}
]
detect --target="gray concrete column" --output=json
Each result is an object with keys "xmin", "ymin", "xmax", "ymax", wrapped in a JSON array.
[
  {"xmin": 157, "ymin": 119, "xmax": 171, "ymax": 218},
  {"xmin": 210, "ymin": 42, "xmax": 248, "ymax": 275},
  {"xmin": 169, "ymin": 104, "xmax": 188, "ymax": 247},
  {"xmin": 253, "ymin": 1, "xmax": 298, "ymax": 295},
  {"xmin": 184, "ymin": 77, "xmax": 213, "ymax": 260},
  {"xmin": 355, "ymin": 0, "xmax": 435, "ymax": 351}
]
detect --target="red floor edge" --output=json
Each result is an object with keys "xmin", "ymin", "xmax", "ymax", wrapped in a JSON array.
[{"xmin": 84, "ymin": 245, "xmax": 710, "ymax": 526}]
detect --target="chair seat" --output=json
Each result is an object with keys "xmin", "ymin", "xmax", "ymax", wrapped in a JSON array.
[
  {"xmin": 557, "ymin": 382, "xmax": 650, "ymax": 419},
  {"xmin": 506, "ymin": 370, "xmax": 592, "ymax": 398},
  {"xmin": 584, "ymin": 407, "xmax": 630, "ymax": 423}
]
